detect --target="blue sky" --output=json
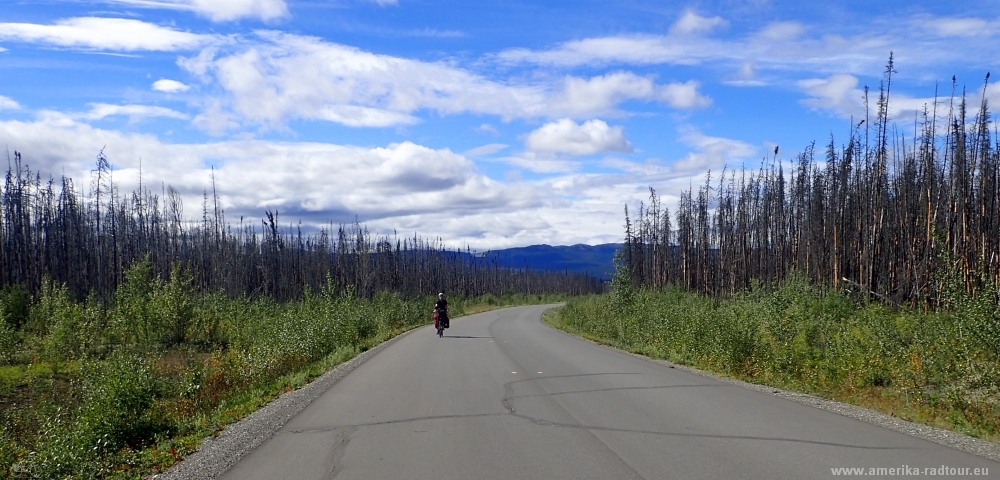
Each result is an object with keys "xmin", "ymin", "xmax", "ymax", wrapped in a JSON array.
[{"xmin": 1, "ymin": 0, "xmax": 998, "ymax": 249}]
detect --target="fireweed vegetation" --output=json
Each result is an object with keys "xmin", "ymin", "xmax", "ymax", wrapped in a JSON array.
[
  {"xmin": 552, "ymin": 60, "xmax": 1000, "ymax": 441},
  {"xmin": 0, "ymin": 260, "xmax": 566, "ymax": 478}
]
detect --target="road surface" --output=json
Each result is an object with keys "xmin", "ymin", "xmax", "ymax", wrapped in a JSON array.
[{"xmin": 221, "ymin": 305, "xmax": 997, "ymax": 479}]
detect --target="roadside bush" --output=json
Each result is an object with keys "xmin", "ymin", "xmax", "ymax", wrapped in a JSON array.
[
  {"xmin": 114, "ymin": 259, "xmax": 195, "ymax": 349},
  {"xmin": 73, "ymin": 353, "xmax": 163, "ymax": 455},
  {"xmin": 17, "ymin": 354, "xmax": 163, "ymax": 478},
  {"xmin": 27, "ymin": 281, "xmax": 98, "ymax": 362},
  {"xmin": 1, "ymin": 284, "xmax": 30, "ymax": 331},
  {"xmin": 114, "ymin": 258, "xmax": 159, "ymax": 349}
]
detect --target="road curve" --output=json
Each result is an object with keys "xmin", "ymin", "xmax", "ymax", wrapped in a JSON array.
[{"xmin": 221, "ymin": 305, "xmax": 998, "ymax": 479}]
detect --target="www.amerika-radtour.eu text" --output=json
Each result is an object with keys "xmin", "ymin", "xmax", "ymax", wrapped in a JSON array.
[{"xmin": 830, "ymin": 465, "xmax": 989, "ymax": 476}]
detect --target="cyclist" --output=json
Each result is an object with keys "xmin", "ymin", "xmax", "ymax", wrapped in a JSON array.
[{"xmin": 434, "ymin": 292, "xmax": 449, "ymax": 336}]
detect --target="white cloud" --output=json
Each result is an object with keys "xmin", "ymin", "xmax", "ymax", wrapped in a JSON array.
[
  {"xmin": 552, "ymin": 72, "xmax": 710, "ymax": 116},
  {"xmin": 370, "ymin": 0, "xmax": 399, "ymax": 5},
  {"xmin": 152, "ymin": 79, "xmax": 191, "ymax": 93},
  {"xmin": 658, "ymin": 80, "xmax": 712, "ymax": 109},
  {"xmin": 495, "ymin": 36, "xmax": 694, "ymax": 67},
  {"xmin": 464, "ymin": 143, "xmax": 508, "ymax": 157},
  {"xmin": 0, "ymin": 96, "xmax": 20, "ymax": 110},
  {"xmin": 673, "ymin": 129, "xmax": 757, "ymax": 175},
  {"xmin": 922, "ymin": 16, "xmax": 1000, "ymax": 37},
  {"xmin": 81, "ymin": 104, "xmax": 189, "ymax": 121},
  {"xmin": 0, "ymin": 17, "xmax": 218, "ymax": 51},
  {"xmin": 798, "ymin": 74, "xmax": 866, "ymax": 119},
  {"xmin": 313, "ymin": 106, "xmax": 420, "ymax": 127},
  {"xmin": 725, "ymin": 61, "xmax": 767, "ymax": 87},
  {"xmin": 753, "ymin": 21, "xmax": 804, "ymax": 41},
  {"xmin": 179, "ymin": 32, "xmax": 548, "ymax": 130},
  {"xmin": 669, "ymin": 10, "xmax": 728, "ymax": 36},
  {"xmin": 178, "ymin": 33, "xmax": 706, "ymax": 132},
  {"xmin": 108, "ymin": 0, "xmax": 289, "ymax": 22},
  {"xmin": 495, "ymin": 152, "xmax": 578, "ymax": 174},
  {"xmin": 798, "ymin": 73, "xmax": 940, "ymax": 120},
  {"xmin": 525, "ymin": 119, "xmax": 632, "ymax": 156}
]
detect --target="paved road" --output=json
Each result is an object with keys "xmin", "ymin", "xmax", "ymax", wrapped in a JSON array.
[{"xmin": 222, "ymin": 305, "xmax": 998, "ymax": 479}]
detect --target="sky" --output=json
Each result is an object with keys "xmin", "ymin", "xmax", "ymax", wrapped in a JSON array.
[{"xmin": 1, "ymin": 0, "xmax": 998, "ymax": 250}]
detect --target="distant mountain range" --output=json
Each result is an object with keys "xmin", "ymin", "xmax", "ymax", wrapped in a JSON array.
[{"xmin": 482, "ymin": 243, "xmax": 621, "ymax": 281}]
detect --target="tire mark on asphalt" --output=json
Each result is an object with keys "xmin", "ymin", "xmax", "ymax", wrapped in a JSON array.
[{"xmin": 327, "ymin": 426, "xmax": 356, "ymax": 480}]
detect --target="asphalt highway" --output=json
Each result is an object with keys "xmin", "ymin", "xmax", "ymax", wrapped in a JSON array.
[{"xmin": 221, "ymin": 305, "xmax": 998, "ymax": 479}]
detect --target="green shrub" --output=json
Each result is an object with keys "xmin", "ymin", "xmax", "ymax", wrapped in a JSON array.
[
  {"xmin": 114, "ymin": 258, "xmax": 160, "ymax": 348},
  {"xmin": 75, "ymin": 354, "xmax": 162, "ymax": 453},
  {"xmin": 0, "ymin": 284, "xmax": 30, "ymax": 331},
  {"xmin": 28, "ymin": 281, "xmax": 96, "ymax": 362}
]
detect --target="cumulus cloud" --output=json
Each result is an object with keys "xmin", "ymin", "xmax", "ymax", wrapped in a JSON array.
[
  {"xmin": 81, "ymin": 104, "xmax": 189, "ymax": 121},
  {"xmin": 525, "ymin": 119, "xmax": 632, "ymax": 156},
  {"xmin": 669, "ymin": 10, "xmax": 728, "ymax": 36},
  {"xmin": 153, "ymin": 79, "xmax": 191, "ymax": 93},
  {"xmin": 0, "ymin": 96, "xmax": 20, "ymax": 110},
  {"xmin": 0, "ymin": 17, "xmax": 218, "ymax": 51},
  {"xmin": 658, "ymin": 80, "xmax": 712, "ymax": 109},
  {"xmin": 108, "ymin": 0, "xmax": 289, "ymax": 22}
]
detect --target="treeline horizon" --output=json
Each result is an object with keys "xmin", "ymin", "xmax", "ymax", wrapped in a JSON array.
[
  {"xmin": 622, "ymin": 56, "xmax": 999, "ymax": 308},
  {"xmin": 1, "ymin": 150, "xmax": 603, "ymax": 303}
]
